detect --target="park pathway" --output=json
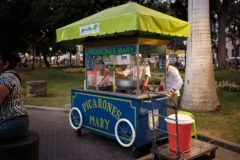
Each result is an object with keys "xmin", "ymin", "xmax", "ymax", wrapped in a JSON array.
[{"xmin": 27, "ymin": 108, "xmax": 239, "ymax": 160}]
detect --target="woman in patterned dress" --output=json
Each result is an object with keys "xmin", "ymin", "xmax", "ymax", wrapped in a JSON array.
[{"xmin": 0, "ymin": 51, "xmax": 28, "ymax": 143}]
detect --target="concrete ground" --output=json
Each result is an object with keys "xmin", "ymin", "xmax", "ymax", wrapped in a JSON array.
[{"xmin": 27, "ymin": 108, "xmax": 240, "ymax": 160}]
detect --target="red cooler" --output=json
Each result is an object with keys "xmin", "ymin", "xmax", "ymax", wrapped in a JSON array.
[{"xmin": 165, "ymin": 114, "xmax": 195, "ymax": 152}]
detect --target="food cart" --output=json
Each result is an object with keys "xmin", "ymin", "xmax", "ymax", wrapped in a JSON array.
[{"xmin": 56, "ymin": 2, "xmax": 190, "ymax": 156}]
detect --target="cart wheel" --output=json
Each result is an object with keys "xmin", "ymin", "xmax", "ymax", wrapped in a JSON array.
[
  {"xmin": 69, "ymin": 107, "xmax": 83, "ymax": 130},
  {"xmin": 74, "ymin": 129, "xmax": 82, "ymax": 136},
  {"xmin": 210, "ymin": 150, "xmax": 216, "ymax": 159},
  {"xmin": 115, "ymin": 118, "xmax": 136, "ymax": 147}
]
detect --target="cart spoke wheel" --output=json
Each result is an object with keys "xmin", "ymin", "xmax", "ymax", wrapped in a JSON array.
[
  {"xmin": 125, "ymin": 123, "xmax": 131, "ymax": 131},
  {"xmin": 115, "ymin": 118, "xmax": 136, "ymax": 147},
  {"xmin": 69, "ymin": 107, "xmax": 83, "ymax": 130},
  {"xmin": 72, "ymin": 115, "xmax": 79, "ymax": 120},
  {"xmin": 118, "ymin": 125, "xmax": 125, "ymax": 132},
  {"xmin": 118, "ymin": 132, "xmax": 126, "ymax": 134}
]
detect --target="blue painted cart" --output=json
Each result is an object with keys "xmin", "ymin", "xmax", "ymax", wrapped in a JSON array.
[
  {"xmin": 67, "ymin": 38, "xmax": 172, "ymax": 159},
  {"xmin": 68, "ymin": 40, "xmax": 170, "ymax": 154},
  {"xmin": 70, "ymin": 88, "xmax": 168, "ymax": 148}
]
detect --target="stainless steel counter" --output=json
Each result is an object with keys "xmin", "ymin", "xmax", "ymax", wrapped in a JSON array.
[{"xmin": 72, "ymin": 87, "xmax": 169, "ymax": 99}]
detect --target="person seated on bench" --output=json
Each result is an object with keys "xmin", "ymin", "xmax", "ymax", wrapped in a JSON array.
[{"xmin": 0, "ymin": 51, "xmax": 29, "ymax": 144}]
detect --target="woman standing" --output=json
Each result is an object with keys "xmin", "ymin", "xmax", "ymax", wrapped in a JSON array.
[{"xmin": 0, "ymin": 51, "xmax": 28, "ymax": 143}]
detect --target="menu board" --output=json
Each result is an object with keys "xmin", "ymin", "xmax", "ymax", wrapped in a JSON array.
[
  {"xmin": 86, "ymin": 55, "xmax": 93, "ymax": 71},
  {"xmin": 103, "ymin": 55, "xmax": 116, "ymax": 64},
  {"xmin": 159, "ymin": 55, "xmax": 166, "ymax": 72}
]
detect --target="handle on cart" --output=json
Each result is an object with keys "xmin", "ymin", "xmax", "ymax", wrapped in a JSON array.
[
  {"xmin": 146, "ymin": 92, "xmax": 178, "ymax": 109},
  {"xmin": 142, "ymin": 93, "xmax": 177, "ymax": 110}
]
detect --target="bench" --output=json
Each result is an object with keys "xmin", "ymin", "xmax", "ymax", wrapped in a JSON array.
[{"xmin": 0, "ymin": 131, "xmax": 39, "ymax": 160}]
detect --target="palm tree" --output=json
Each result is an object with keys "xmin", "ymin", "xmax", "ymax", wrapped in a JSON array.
[{"xmin": 180, "ymin": 0, "xmax": 220, "ymax": 112}]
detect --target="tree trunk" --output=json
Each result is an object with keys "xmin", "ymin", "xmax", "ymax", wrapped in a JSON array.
[
  {"xmin": 181, "ymin": 0, "xmax": 220, "ymax": 112},
  {"xmin": 217, "ymin": 11, "xmax": 228, "ymax": 69},
  {"xmin": 43, "ymin": 55, "xmax": 50, "ymax": 67}
]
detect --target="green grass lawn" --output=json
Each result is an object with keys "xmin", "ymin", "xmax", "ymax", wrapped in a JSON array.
[
  {"xmin": 18, "ymin": 67, "xmax": 84, "ymax": 108},
  {"xmin": 194, "ymin": 70, "xmax": 240, "ymax": 144},
  {"xmin": 18, "ymin": 68, "xmax": 240, "ymax": 144}
]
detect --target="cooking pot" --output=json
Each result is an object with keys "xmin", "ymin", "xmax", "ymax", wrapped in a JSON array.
[
  {"xmin": 148, "ymin": 85, "xmax": 159, "ymax": 92},
  {"xmin": 115, "ymin": 79, "xmax": 137, "ymax": 90}
]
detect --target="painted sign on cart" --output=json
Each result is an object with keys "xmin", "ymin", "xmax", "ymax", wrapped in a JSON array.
[
  {"xmin": 81, "ymin": 97, "xmax": 122, "ymax": 130},
  {"xmin": 80, "ymin": 23, "xmax": 99, "ymax": 36},
  {"xmin": 86, "ymin": 45, "xmax": 137, "ymax": 56},
  {"xmin": 72, "ymin": 91, "xmax": 137, "ymax": 140},
  {"xmin": 71, "ymin": 90, "xmax": 168, "ymax": 148}
]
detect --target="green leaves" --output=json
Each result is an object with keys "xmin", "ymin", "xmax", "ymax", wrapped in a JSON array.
[
  {"xmin": 0, "ymin": 0, "xmax": 32, "ymax": 51},
  {"xmin": 0, "ymin": 0, "xmax": 169, "ymax": 53}
]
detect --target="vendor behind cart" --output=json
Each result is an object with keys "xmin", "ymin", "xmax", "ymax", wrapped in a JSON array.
[
  {"xmin": 115, "ymin": 54, "xmax": 151, "ymax": 90},
  {"xmin": 159, "ymin": 57, "xmax": 183, "ymax": 108}
]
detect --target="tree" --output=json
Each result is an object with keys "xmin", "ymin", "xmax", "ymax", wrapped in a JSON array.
[
  {"xmin": 169, "ymin": 0, "xmax": 187, "ymax": 21},
  {"xmin": 226, "ymin": 0, "xmax": 240, "ymax": 70},
  {"xmin": 0, "ymin": 0, "xmax": 169, "ymax": 56},
  {"xmin": 181, "ymin": 0, "xmax": 220, "ymax": 112},
  {"xmin": 0, "ymin": 0, "xmax": 32, "ymax": 52},
  {"xmin": 210, "ymin": 0, "xmax": 232, "ymax": 69},
  {"xmin": 226, "ymin": 1, "xmax": 240, "ymax": 56}
]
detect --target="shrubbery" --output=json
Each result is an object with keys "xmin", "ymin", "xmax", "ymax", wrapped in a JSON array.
[
  {"xmin": 216, "ymin": 81, "xmax": 240, "ymax": 92},
  {"xmin": 62, "ymin": 68, "xmax": 85, "ymax": 74},
  {"xmin": 149, "ymin": 72, "xmax": 162, "ymax": 85}
]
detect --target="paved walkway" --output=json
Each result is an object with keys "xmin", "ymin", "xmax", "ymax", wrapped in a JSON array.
[{"xmin": 27, "ymin": 108, "xmax": 240, "ymax": 160}]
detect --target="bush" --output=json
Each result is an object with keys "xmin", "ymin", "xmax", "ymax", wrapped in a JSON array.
[
  {"xmin": 149, "ymin": 72, "xmax": 163, "ymax": 85},
  {"xmin": 62, "ymin": 68, "xmax": 85, "ymax": 74},
  {"xmin": 216, "ymin": 80, "xmax": 240, "ymax": 92}
]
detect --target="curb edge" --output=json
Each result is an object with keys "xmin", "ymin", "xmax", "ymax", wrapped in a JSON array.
[
  {"xmin": 197, "ymin": 133, "xmax": 240, "ymax": 153},
  {"xmin": 25, "ymin": 105, "xmax": 68, "ymax": 112}
]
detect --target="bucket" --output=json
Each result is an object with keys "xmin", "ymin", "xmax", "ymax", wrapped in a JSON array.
[{"xmin": 165, "ymin": 114, "xmax": 195, "ymax": 152}]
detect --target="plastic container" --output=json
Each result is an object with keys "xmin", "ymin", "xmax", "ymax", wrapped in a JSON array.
[{"xmin": 165, "ymin": 114, "xmax": 195, "ymax": 152}]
